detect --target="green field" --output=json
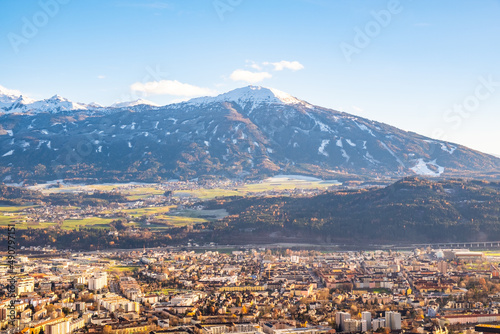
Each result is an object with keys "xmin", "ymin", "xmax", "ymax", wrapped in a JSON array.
[
  {"xmin": 36, "ymin": 183, "xmax": 165, "ymax": 200},
  {"xmin": 174, "ymin": 177, "xmax": 339, "ymax": 199},
  {"xmin": 106, "ymin": 266, "xmax": 141, "ymax": 272},
  {"xmin": 123, "ymin": 187, "xmax": 165, "ymax": 200},
  {"xmin": 370, "ymin": 288, "xmax": 391, "ymax": 294},
  {"xmin": 30, "ymin": 177, "xmax": 338, "ymax": 201},
  {"xmin": 0, "ymin": 205, "xmax": 35, "ymax": 228},
  {"xmin": 172, "ymin": 208, "xmax": 228, "ymax": 220},
  {"xmin": 155, "ymin": 214, "xmax": 207, "ymax": 227},
  {"xmin": 484, "ymin": 251, "xmax": 500, "ymax": 257},
  {"xmin": 0, "ymin": 204, "xmax": 207, "ymax": 230},
  {"xmin": 149, "ymin": 288, "xmax": 194, "ymax": 295},
  {"xmin": 121, "ymin": 206, "xmax": 175, "ymax": 217},
  {"xmin": 464, "ymin": 262, "xmax": 491, "ymax": 270},
  {"xmin": 60, "ymin": 218, "xmax": 115, "ymax": 230},
  {"xmin": 0, "ymin": 205, "xmax": 37, "ymax": 212}
]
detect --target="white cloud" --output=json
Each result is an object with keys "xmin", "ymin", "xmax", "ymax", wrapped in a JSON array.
[
  {"xmin": 0, "ymin": 84, "xmax": 22, "ymax": 96},
  {"xmin": 97, "ymin": 75, "xmax": 106, "ymax": 79},
  {"xmin": 130, "ymin": 80, "xmax": 216, "ymax": 97},
  {"xmin": 266, "ymin": 60, "xmax": 304, "ymax": 71},
  {"xmin": 229, "ymin": 69, "xmax": 272, "ymax": 84}
]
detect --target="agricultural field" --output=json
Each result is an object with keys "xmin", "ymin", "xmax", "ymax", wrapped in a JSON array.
[
  {"xmin": 485, "ymin": 251, "xmax": 500, "ymax": 257},
  {"xmin": 171, "ymin": 208, "xmax": 228, "ymax": 220},
  {"xmin": 26, "ymin": 175, "xmax": 339, "ymax": 201},
  {"xmin": 119, "ymin": 206, "xmax": 176, "ymax": 218},
  {"xmin": 0, "ymin": 205, "xmax": 34, "ymax": 228},
  {"xmin": 30, "ymin": 182, "xmax": 164, "ymax": 200},
  {"xmin": 174, "ymin": 176, "xmax": 340, "ymax": 199},
  {"xmin": 464, "ymin": 262, "xmax": 491, "ymax": 271},
  {"xmin": 154, "ymin": 215, "xmax": 207, "ymax": 227},
  {"xmin": 106, "ymin": 266, "xmax": 140, "ymax": 273},
  {"xmin": 59, "ymin": 218, "xmax": 115, "ymax": 230},
  {"xmin": 0, "ymin": 204, "xmax": 212, "ymax": 230}
]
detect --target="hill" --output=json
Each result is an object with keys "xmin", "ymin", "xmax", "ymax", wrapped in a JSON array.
[{"xmin": 204, "ymin": 177, "xmax": 500, "ymax": 244}]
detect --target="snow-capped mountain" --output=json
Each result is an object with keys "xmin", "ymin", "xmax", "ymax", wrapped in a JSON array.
[
  {"xmin": 0, "ymin": 90, "xmax": 92, "ymax": 114},
  {"xmin": 0, "ymin": 85, "xmax": 300, "ymax": 114},
  {"xmin": 0, "ymin": 85, "xmax": 35, "ymax": 109},
  {"xmin": 111, "ymin": 99, "xmax": 159, "ymax": 108},
  {"xmin": 186, "ymin": 86, "xmax": 308, "ymax": 110},
  {"xmin": 0, "ymin": 85, "xmax": 499, "ymax": 183},
  {"xmin": 0, "ymin": 86, "xmax": 157, "ymax": 114},
  {"xmin": 23, "ymin": 95, "xmax": 90, "ymax": 113}
]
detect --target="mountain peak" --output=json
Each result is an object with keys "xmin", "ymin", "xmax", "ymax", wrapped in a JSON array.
[
  {"xmin": 185, "ymin": 86, "xmax": 308, "ymax": 110},
  {"xmin": 14, "ymin": 95, "xmax": 36, "ymax": 104},
  {"xmin": 48, "ymin": 94, "xmax": 66, "ymax": 101},
  {"xmin": 111, "ymin": 99, "xmax": 159, "ymax": 108}
]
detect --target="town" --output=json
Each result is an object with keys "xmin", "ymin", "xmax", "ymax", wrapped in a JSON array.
[{"xmin": 2, "ymin": 247, "xmax": 500, "ymax": 334}]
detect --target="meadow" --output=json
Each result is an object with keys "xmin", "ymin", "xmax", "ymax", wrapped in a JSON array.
[{"xmin": 174, "ymin": 176, "xmax": 339, "ymax": 199}]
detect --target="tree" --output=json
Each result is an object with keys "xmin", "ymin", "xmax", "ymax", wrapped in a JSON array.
[{"xmin": 34, "ymin": 164, "xmax": 47, "ymax": 176}]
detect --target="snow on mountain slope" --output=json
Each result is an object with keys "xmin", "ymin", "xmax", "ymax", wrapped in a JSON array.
[
  {"xmin": 410, "ymin": 158, "xmax": 445, "ymax": 176},
  {"xmin": 24, "ymin": 95, "xmax": 88, "ymax": 112},
  {"xmin": 1, "ymin": 85, "xmax": 304, "ymax": 114},
  {"xmin": 186, "ymin": 86, "xmax": 310, "ymax": 111},
  {"xmin": 0, "ymin": 91, "xmax": 91, "ymax": 114},
  {"xmin": 111, "ymin": 99, "xmax": 159, "ymax": 108},
  {"xmin": 0, "ymin": 85, "xmax": 24, "ymax": 102},
  {"xmin": 0, "ymin": 85, "xmax": 36, "ymax": 109},
  {"xmin": 0, "ymin": 84, "xmax": 162, "ymax": 114}
]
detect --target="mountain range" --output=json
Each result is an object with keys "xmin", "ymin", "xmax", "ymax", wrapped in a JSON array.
[{"xmin": 0, "ymin": 85, "xmax": 499, "ymax": 183}]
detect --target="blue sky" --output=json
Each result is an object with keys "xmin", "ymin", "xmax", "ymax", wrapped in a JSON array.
[{"xmin": 1, "ymin": 0, "xmax": 500, "ymax": 155}]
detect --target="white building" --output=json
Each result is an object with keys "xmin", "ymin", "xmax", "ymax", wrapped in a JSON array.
[
  {"xmin": 88, "ymin": 273, "xmax": 107, "ymax": 291},
  {"xmin": 362, "ymin": 312, "xmax": 372, "ymax": 330},
  {"xmin": 385, "ymin": 311, "xmax": 401, "ymax": 330},
  {"xmin": 70, "ymin": 318, "xmax": 85, "ymax": 332},
  {"xmin": 74, "ymin": 276, "xmax": 86, "ymax": 285},
  {"xmin": 343, "ymin": 319, "xmax": 367, "ymax": 333},
  {"xmin": 46, "ymin": 319, "xmax": 70, "ymax": 334},
  {"xmin": 96, "ymin": 293, "xmax": 140, "ymax": 313},
  {"xmin": 201, "ymin": 324, "xmax": 262, "ymax": 334},
  {"xmin": 16, "ymin": 276, "xmax": 34, "ymax": 295},
  {"xmin": 336, "ymin": 312, "xmax": 351, "ymax": 332},
  {"xmin": 371, "ymin": 318, "xmax": 386, "ymax": 331}
]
